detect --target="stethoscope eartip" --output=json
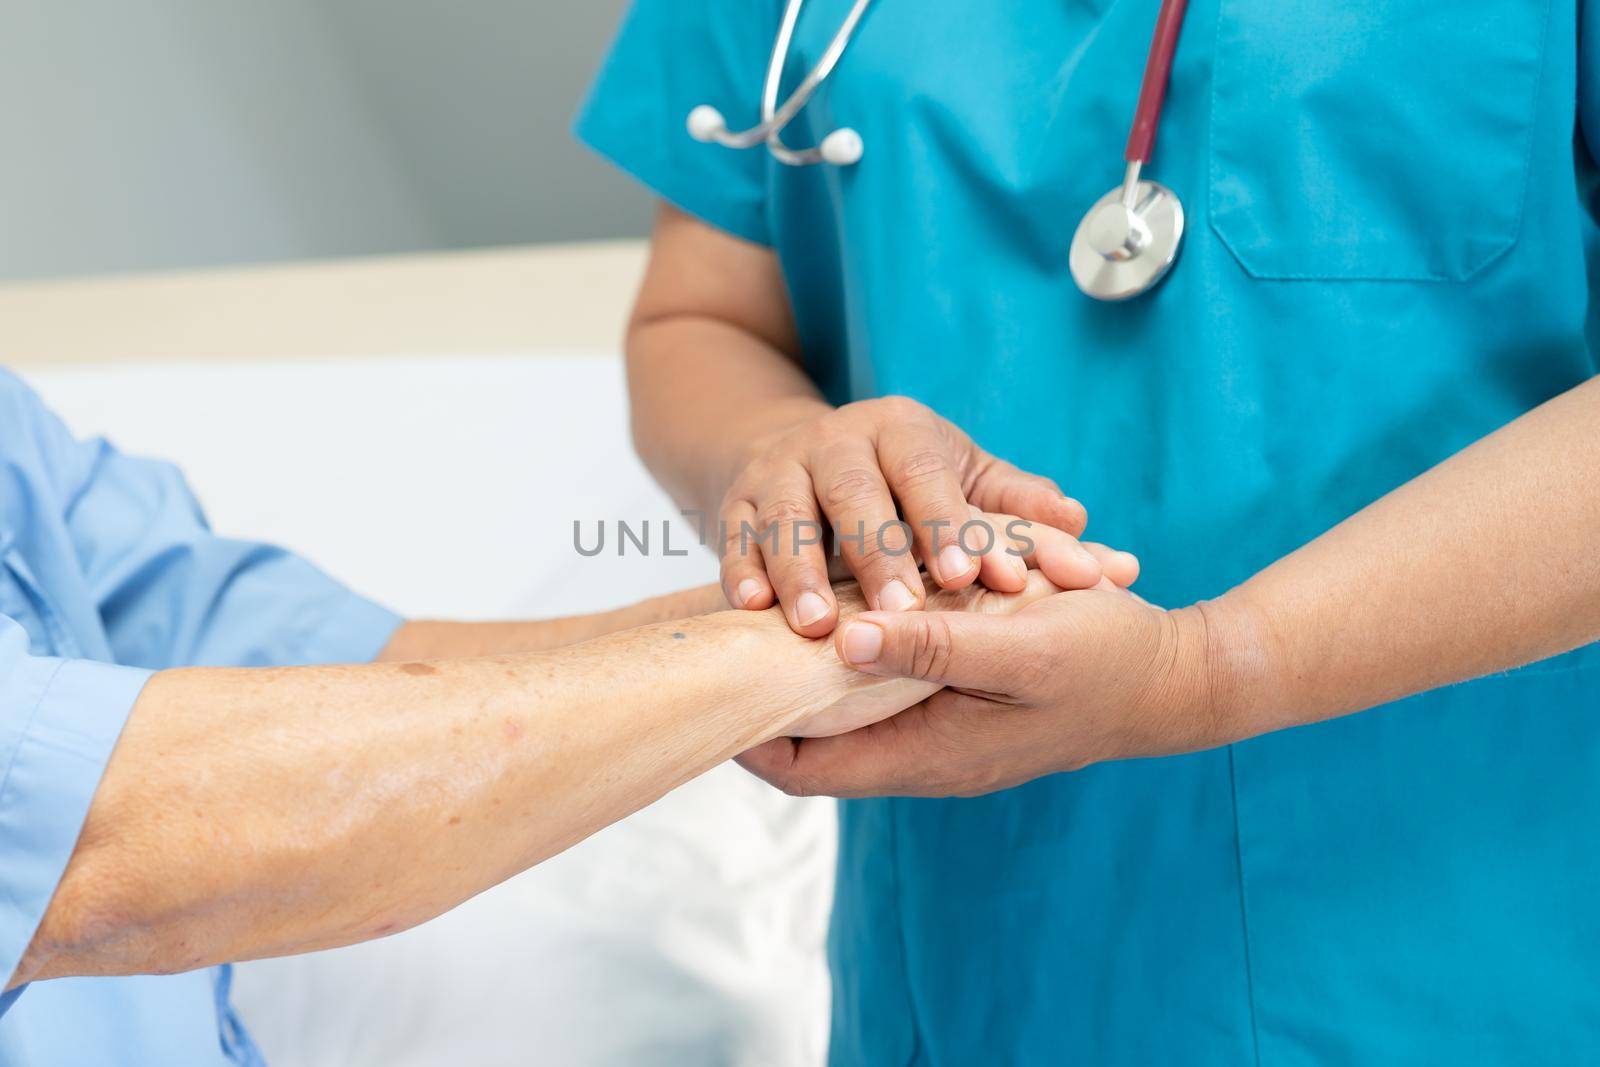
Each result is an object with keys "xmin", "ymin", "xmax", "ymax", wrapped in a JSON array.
[
  {"xmin": 687, "ymin": 105, "xmax": 727, "ymax": 143},
  {"xmin": 819, "ymin": 127, "xmax": 864, "ymax": 166}
]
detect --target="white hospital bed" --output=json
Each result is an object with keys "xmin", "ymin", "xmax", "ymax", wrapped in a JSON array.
[{"xmin": 10, "ymin": 245, "xmax": 837, "ymax": 1067}]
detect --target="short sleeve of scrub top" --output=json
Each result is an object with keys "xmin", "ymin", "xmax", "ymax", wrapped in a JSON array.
[
  {"xmin": 0, "ymin": 372, "xmax": 401, "ymax": 1043},
  {"xmin": 575, "ymin": 0, "xmax": 778, "ymax": 245}
]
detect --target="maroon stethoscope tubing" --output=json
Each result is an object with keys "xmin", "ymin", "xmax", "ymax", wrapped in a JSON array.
[{"xmin": 1123, "ymin": 0, "xmax": 1192, "ymax": 166}]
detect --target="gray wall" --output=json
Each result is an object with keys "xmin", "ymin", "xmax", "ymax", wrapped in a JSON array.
[{"xmin": 0, "ymin": 0, "xmax": 650, "ymax": 282}]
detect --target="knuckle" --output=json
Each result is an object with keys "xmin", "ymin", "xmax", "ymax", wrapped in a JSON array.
[
  {"xmin": 719, "ymin": 526, "xmax": 763, "ymax": 566},
  {"xmin": 906, "ymin": 616, "xmax": 956, "ymax": 680},
  {"xmin": 891, "ymin": 447, "xmax": 955, "ymax": 493},
  {"xmin": 853, "ymin": 541, "xmax": 905, "ymax": 577},
  {"xmin": 756, "ymin": 493, "xmax": 817, "ymax": 527},
  {"xmin": 840, "ymin": 522, "xmax": 910, "ymax": 572},
  {"xmin": 718, "ymin": 515, "xmax": 751, "ymax": 549},
  {"xmin": 822, "ymin": 466, "xmax": 888, "ymax": 512}
]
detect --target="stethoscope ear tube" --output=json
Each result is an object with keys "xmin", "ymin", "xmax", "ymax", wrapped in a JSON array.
[{"xmin": 687, "ymin": 0, "xmax": 874, "ymax": 166}]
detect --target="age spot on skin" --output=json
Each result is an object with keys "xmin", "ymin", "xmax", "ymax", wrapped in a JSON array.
[
  {"xmin": 448, "ymin": 816, "xmax": 462, "ymax": 826},
  {"xmin": 399, "ymin": 662, "xmax": 437, "ymax": 676}
]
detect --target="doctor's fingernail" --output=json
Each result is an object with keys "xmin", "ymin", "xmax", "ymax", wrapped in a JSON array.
[
  {"xmin": 841, "ymin": 620, "xmax": 884, "ymax": 665},
  {"xmin": 795, "ymin": 591, "xmax": 831, "ymax": 627},
  {"xmin": 878, "ymin": 579, "xmax": 917, "ymax": 612},
  {"xmin": 937, "ymin": 544, "xmax": 975, "ymax": 583},
  {"xmin": 737, "ymin": 578, "xmax": 763, "ymax": 607}
]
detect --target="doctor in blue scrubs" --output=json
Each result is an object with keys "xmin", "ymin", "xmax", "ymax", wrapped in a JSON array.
[{"xmin": 580, "ymin": 0, "xmax": 1600, "ymax": 1062}]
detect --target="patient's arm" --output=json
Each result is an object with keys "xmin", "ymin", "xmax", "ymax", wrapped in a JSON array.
[
  {"xmin": 376, "ymin": 503, "xmax": 1127, "ymax": 660},
  {"xmin": 12, "ymin": 574, "xmax": 1056, "ymax": 990},
  {"xmin": 377, "ymin": 584, "xmax": 731, "ymax": 659}
]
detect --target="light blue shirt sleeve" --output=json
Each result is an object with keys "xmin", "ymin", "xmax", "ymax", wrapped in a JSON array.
[
  {"xmin": 575, "ymin": 0, "xmax": 780, "ymax": 244},
  {"xmin": 47, "ymin": 419, "xmax": 402, "ymax": 671},
  {"xmin": 0, "ymin": 616, "xmax": 152, "ymax": 1012}
]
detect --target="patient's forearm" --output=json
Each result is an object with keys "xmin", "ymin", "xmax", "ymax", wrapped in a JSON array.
[
  {"xmin": 15, "ymin": 607, "xmax": 889, "ymax": 987},
  {"xmin": 378, "ymin": 584, "xmax": 730, "ymax": 659}
]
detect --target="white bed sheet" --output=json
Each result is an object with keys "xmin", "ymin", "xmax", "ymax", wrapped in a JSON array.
[{"xmin": 22, "ymin": 354, "xmax": 835, "ymax": 1067}]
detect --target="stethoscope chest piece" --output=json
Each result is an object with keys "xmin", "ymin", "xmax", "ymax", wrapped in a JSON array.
[{"xmin": 1069, "ymin": 177, "xmax": 1185, "ymax": 301}]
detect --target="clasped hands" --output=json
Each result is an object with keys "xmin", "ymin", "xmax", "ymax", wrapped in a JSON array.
[{"xmin": 720, "ymin": 396, "xmax": 1256, "ymax": 798}]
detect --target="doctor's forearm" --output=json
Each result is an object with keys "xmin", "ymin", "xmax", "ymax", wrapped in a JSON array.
[
  {"xmin": 629, "ymin": 317, "xmax": 826, "ymax": 514},
  {"xmin": 1209, "ymin": 376, "xmax": 1600, "ymax": 738},
  {"xmin": 626, "ymin": 204, "xmax": 828, "ymax": 514},
  {"xmin": 14, "ymin": 606, "xmax": 910, "ymax": 988}
]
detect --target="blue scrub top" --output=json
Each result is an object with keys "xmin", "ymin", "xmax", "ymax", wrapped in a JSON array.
[
  {"xmin": 580, "ymin": 1, "xmax": 1600, "ymax": 1063},
  {"xmin": 0, "ymin": 370, "xmax": 401, "ymax": 1066}
]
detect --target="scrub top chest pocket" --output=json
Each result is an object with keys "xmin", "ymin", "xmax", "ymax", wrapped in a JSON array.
[{"xmin": 1208, "ymin": 0, "xmax": 1552, "ymax": 282}]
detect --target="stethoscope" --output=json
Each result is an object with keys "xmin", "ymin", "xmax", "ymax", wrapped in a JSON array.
[{"xmin": 686, "ymin": 0, "xmax": 1192, "ymax": 301}]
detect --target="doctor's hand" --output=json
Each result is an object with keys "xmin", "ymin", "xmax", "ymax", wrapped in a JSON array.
[
  {"xmin": 719, "ymin": 395, "xmax": 1093, "ymax": 636},
  {"xmin": 790, "ymin": 545, "xmax": 1137, "ymax": 739},
  {"xmin": 739, "ymin": 584, "xmax": 1262, "ymax": 798}
]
